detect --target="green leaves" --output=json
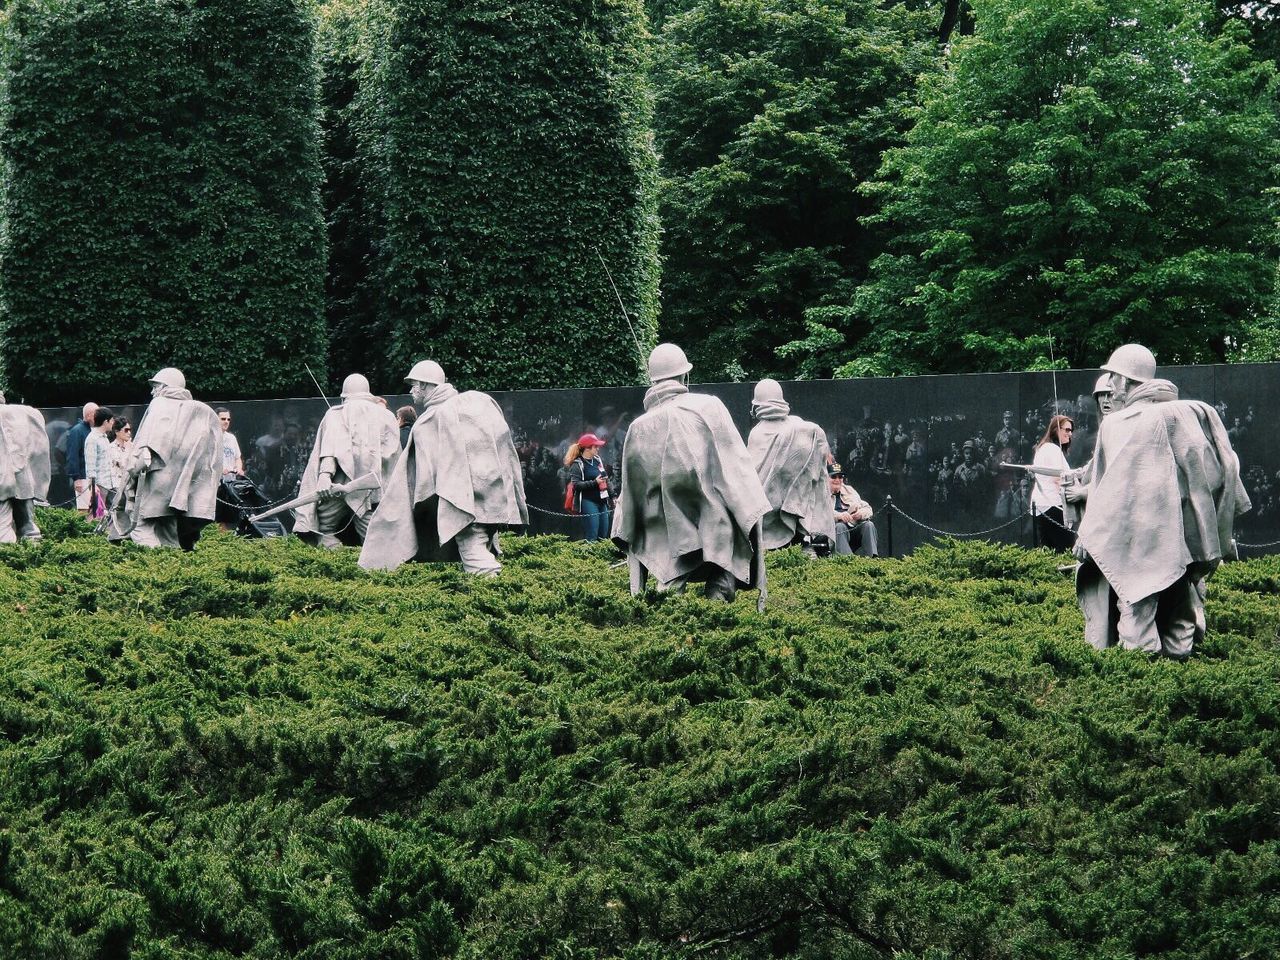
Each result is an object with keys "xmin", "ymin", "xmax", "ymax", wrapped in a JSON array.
[
  {"xmin": 0, "ymin": 0, "xmax": 327, "ymax": 405},
  {"xmin": 654, "ymin": 0, "xmax": 938, "ymax": 381},
  {"xmin": 1, "ymin": 521, "xmax": 1279, "ymax": 957},
  {"xmin": 341, "ymin": 0, "xmax": 660, "ymax": 393},
  {"xmin": 846, "ymin": 0, "xmax": 1280, "ymax": 376}
]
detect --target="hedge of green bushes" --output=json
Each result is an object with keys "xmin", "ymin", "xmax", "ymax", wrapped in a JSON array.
[
  {"xmin": 355, "ymin": 0, "xmax": 661, "ymax": 392},
  {"xmin": 0, "ymin": 0, "xmax": 326, "ymax": 405},
  {"xmin": 1, "ymin": 517, "xmax": 1278, "ymax": 958}
]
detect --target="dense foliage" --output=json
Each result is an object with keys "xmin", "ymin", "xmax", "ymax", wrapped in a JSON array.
[
  {"xmin": 353, "ymin": 0, "xmax": 660, "ymax": 393},
  {"xmin": 316, "ymin": 0, "xmax": 386, "ymax": 391},
  {"xmin": 3, "ymin": 517, "xmax": 1279, "ymax": 958},
  {"xmin": 652, "ymin": 0, "xmax": 938, "ymax": 381},
  {"xmin": 0, "ymin": 0, "xmax": 326, "ymax": 405},
  {"xmin": 811, "ymin": 0, "xmax": 1280, "ymax": 378}
]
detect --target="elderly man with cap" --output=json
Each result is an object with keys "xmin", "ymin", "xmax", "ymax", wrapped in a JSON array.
[
  {"xmin": 828, "ymin": 461, "xmax": 878, "ymax": 556},
  {"xmin": 0, "ymin": 391, "xmax": 51, "ymax": 542},
  {"xmin": 1074, "ymin": 344, "xmax": 1250, "ymax": 656},
  {"xmin": 359, "ymin": 360, "xmax": 527, "ymax": 575},
  {"xmin": 611, "ymin": 343, "xmax": 771, "ymax": 607},
  {"xmin": 746, "ymin": 378, "xmax": 834, "ymax": 555},
  {"xmin": 292, "ymin": 373, "xmax": 401, "ymax": 549},
  {"xmin": 111, "ymin": 368, "xmax": 221, "ymax": 549}
]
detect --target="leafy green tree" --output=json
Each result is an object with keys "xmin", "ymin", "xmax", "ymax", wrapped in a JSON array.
[
  {"xmin": 830, "ymin": 0, "xmax": 1279, "ymax": 377},
  {"xmin": 0, "ymin": 0, "xmax": 327, "ymax": 404},
  {"xmin": 356, "ymin": 0, "xmax": 660, "ymax": 392},
  {"xmin": 653, "ymin": 0, "xmax": 938, "ymax": 381}
]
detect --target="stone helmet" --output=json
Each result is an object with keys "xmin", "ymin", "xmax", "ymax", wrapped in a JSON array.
[
  {"xmin": 647, "ymin": 343, "xmax": 692, "ymax": 382},
  {"xmin": 340, "ymin": 373, "xmax": 372, "ymax": 398},
  {"xmin": 149, "ymin": 367, "xmax": 186, "ymax": 390},
  {"xmin": 404, "ymin": 360, "xmax": 446, "ymax": 386},
  {"xmin": 1101, "ymin": 344, "xmax": 1156, "ymax": 384},
  {"xmin": 752, "ymin": 378, "xmax": 784, "ymax": 405},
  {"xmin": 1093, "ymin": 373, "xmax": 1113, "ymax": 395}
]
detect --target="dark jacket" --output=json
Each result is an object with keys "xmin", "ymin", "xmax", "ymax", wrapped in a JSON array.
[
  {"xmin": 568, "ymin": 456, "xmax": 612, "ymax": 513},
  {"xmin": 65, "ymin": 419, "xmax": 92, "ymax": 482}
]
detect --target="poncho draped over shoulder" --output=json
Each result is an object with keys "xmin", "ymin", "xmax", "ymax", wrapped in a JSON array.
[
  {"xmin": 0, "ymin": 405, "xmax": 50, "ymax": 501},
  {"xmin": 611, "ymin": 385, "xmax": 770, "ymax": 589},
  {"xmin": 359, "ymin": 388, "xmax": 528, "ymax": 571},
  {"xmin": 748, "ymin": 412, "xmax": 834, "ymax": 549},
  {"xmin": 293, "ymin": 399, "xmax": 401, "ymax": 536},
  {"xmin": 125, "ymin": 392, "xmax": 221, "ymax": 521},
  {"xmin": 1077, "ymin": 379, "xmax": 1249, "ymax": 605}
]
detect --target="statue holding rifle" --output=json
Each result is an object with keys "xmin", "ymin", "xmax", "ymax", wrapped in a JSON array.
[
  {"xmin": 1073, "ymin": 344, "xmax": 1249, "ymax": 657},
  {"xmin": 291, "ymin": 373, "xmax": 400, "ymax": 548}
]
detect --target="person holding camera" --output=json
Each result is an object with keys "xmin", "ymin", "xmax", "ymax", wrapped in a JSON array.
[{"xmin": 564, "ymin": 432, "xmax": 613, "ymax": 542}]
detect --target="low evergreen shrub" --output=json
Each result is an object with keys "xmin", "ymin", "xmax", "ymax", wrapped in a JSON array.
[{"xmin": 1, "ymin": 518, "xmax": 1277, "ymax": 957}]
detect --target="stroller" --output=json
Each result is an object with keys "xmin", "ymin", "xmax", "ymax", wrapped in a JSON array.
[{"xmin": 217, "ymin": 474, "xmax": 290, "ymax": 538}]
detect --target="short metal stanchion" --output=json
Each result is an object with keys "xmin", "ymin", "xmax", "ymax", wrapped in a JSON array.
[{"xmin": 884, "ymin": 495, "xmax": 893, "ymax": 558}]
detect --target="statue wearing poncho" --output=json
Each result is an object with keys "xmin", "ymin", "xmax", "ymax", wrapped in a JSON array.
[
  {"xmin": 112, "ymin": 369, "xmax": 221, "ymax": 549},
  {"xmin": 747, "ymin": 379, "xmax": 834, "ymax": 552},
  {"xmin": 359, "ymin": 375, "xmax": 528, "ymax": 575},
  {"xmin": 611, "ymin": 344, "xmax": 770, "ymax": 608},
  {"xmin": 293, "ymin": 375, "xmax": 400, "ymax": 548},
  {"xmin": 1076, "ymin": 345, "xmax": 1249, "ymax": 657},
  {"xmin": 0, "ymin": 399, "xmax": 51, "ymax": 542}
]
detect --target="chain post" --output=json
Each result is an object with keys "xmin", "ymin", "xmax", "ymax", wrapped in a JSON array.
[{"xmin": 883, "ymin": 495, "xmax": 893, "ymax": 558}]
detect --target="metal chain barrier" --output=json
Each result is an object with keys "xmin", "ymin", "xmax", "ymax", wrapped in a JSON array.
[
  {"xmin": 526, "ymin": 502, "xmax": 613, "ymax": 519},
  {"xmin": 1237, "ymin": 537, "xmax": 1280, "ymax": 550},
  {"xmin": 884, "ymin": 499, "xmax": 1026, "ymax": 539}
]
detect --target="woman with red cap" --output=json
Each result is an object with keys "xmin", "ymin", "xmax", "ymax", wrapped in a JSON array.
[{"xmin": 564, "ymin": 432, "xmax": 613, "ymax": 542}]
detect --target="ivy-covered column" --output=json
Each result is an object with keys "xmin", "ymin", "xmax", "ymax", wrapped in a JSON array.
[
  {"xmin": 0, "ymin": 0, "xmax": 326, "ymax": 404},
  {"xmin": 358, "ymin": 0, "xmax": 660, "ymax": 391}
]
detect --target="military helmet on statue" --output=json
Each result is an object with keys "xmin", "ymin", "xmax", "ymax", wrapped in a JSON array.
[
  {"xmin": 1093, "ymin": 373, "xmax": 1113, "ymax": 396},
  {"xmin": 340, "ymin": 373, "xmax": 372, "ymax": 398},
  {"xmin": 647, "ymin": 343, "xmax": 692, "ymax": 383},
  {"xmin": 1101, "ymin": 344, "xmax": 1156, "ymax": 384},
  {"xmin": 752, "ymin": 378, "xmax": 784, "ymax": 405},
  {"xmin": 149, "ymin": 367, "xmax": 186, "ymax": 390},
  {"xmin": 404, "ymin": 360, "xmax": 446, "ymax": 386}
]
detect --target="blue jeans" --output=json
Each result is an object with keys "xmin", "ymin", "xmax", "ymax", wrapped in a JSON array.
[{"xmin": 581, "ymin": 496, "xmax": 611, "ymax": 542}]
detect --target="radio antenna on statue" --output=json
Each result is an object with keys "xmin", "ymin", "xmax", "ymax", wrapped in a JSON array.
[
  {"xmin": 594, "ymin": 245, "xmax": 647, "ymax": 372},
  {"xmin": 305, "ymin": 363, "xmax": 333, "ymax": 408},
  {"xmin": 1048, "ymin": 332, "xmax": 1060, "ymax": 416}
]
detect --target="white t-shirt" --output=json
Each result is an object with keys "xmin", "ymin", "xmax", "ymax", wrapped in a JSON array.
[
  {"xmin": 222, "ymin": 431, "xmax": 243, "ymax": 474},
  {"xmin": 1029, "ymin": 442, "xmax": 1069, "ymax": 514}
]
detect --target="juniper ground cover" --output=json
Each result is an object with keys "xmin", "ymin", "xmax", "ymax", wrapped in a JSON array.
[{"xmin": 1, "ymin": 512, "xmax": 1278, "ymax": 958}]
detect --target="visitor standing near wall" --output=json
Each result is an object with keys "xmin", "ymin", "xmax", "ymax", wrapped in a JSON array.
[
  {"xmin": 84, "ymin": 407, "xmax": 116, "ymax": 516},
  {"xmin": 396, "ymin": 406, "xmax": 416, "ymax": 449},
  {"xmin": 108, "ymin": 418, "xmax": 132, "ymax": 495},
  {"xmin": 1030, "ymin": 414, "xmax": 1075, "ymax": 552},
  {"xmin": 564, "ymin": 433, "xmax": 613, "ymax": 543},
  {"xmin": 65, "ymin": 402, "xmax": 97, "ymax": 515},
  {"xmin": 217, "ymin": 408, "xmax": 243, "ymax": 477}
]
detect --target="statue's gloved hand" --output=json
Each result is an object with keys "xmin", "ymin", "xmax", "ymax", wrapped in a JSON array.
[
  {"xmin": 128, "ymin": 448, "xmax": 152, "ymax": 478},
  {"xmin": 316, "ymin": 474, "xmax": 335, "ymax": 499},
  {"xmin": 1064, "ymin": 482, "xmax": 1089, "ymax": 504},
  {"xmin": 1072, "ymin": 541, "xmax": 1089, "ymax": 562}
]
